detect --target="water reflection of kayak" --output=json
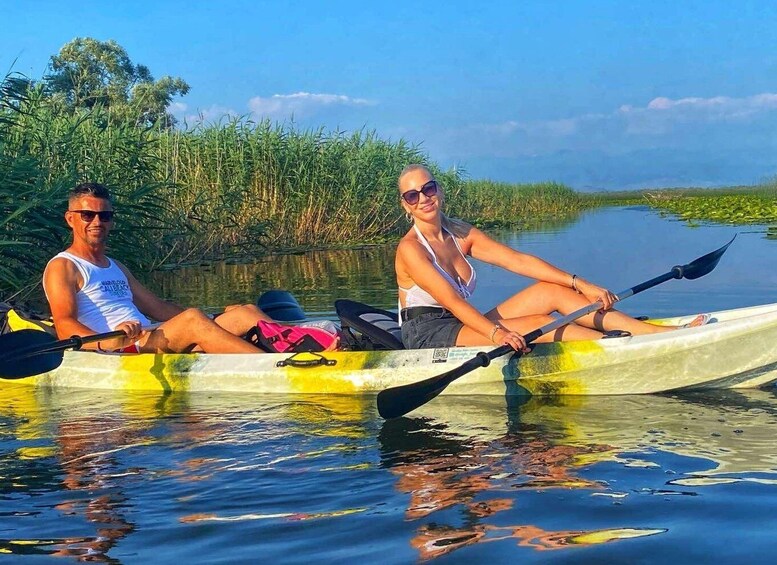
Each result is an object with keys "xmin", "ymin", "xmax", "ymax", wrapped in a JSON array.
[
  {"xmin": 3, "ymin": 302, "xmax": 777, "ymax": 396},
  {"xmin": 408, "ymin": 389, "xmax": 777, "ymax": 477},
  {"xmin": 378, "ymin": 397, "xmax": 676, "ymax": 559},
  {"xmin": 377, "ymin": 390, "xmax": 777, "ymax": 559}
]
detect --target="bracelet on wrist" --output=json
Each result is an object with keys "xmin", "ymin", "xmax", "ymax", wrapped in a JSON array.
[
  {"xmin": 489, "ymin": 324, "xmax": 502, "ymax": 343},
  {"xmin": 571, "ymin": 274, "xmax": 580, "ymax": 294}
]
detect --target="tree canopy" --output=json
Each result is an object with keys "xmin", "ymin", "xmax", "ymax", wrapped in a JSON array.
[{"xmin": 43, "ymin": 37, "xmax": 189, "ymax": 128}]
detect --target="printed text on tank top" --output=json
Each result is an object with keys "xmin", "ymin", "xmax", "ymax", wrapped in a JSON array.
[{"xmin": 44, "ymin": 251, "xmax": 151, "ymax": 333}]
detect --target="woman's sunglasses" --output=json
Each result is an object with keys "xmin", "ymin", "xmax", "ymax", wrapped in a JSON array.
[
  {"xmin": 401, "ymin": 180, "xmax": 438, "ymax": 205},
  {"xmin": 69, "ymin": 209, "xmax": 115, "ymax": 222}
]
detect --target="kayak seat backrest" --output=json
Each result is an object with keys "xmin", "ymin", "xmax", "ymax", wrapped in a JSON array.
[
  {"xmin": 334, "ymin": 299, "xmax": 404, "ymax": 350},
  {"xmin": 0, "ymin": 302, "xmax": 11, "ymax": 335},
  {"xmin": 3, "ymin": 308, "xmax": 56, "ymax": 336},
  {"xmin": 256, "ymin": 289, "xmax": 307, "ymax": 322}
]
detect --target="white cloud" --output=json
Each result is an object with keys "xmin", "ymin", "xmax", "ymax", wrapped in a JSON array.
[
  {"xmin": 167, "ymin": 101, "xmax": 239, "ymax": 125},
  {"xmin": 420, "ymin": 91, "xmax": 777, "ymax": 185},
  {"xmin": 247, "ymin": 92, "xmax": 374, "ymax": 120},
  {"xmin": 642, "ymin": 93, "xmax": 777, "ymax": 113},
  {"xmin": 170, "ymin": 92, "xmax": 375, "ymax": 126},
  {"xmin": 619, "ymin": 93, "xmax": 777, "ymax": 133},
  {"xmin": 168, "ymin": 101, "xmax": 187, "ymax": 114},
  {"xmin": 462, "ymin": 92, "xmax": 777, "ymax": 151}
]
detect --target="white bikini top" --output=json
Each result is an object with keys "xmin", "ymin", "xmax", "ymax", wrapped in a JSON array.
[{"xmin": 398, "ymin": 224, "xmax": 477, "ymax": 312}]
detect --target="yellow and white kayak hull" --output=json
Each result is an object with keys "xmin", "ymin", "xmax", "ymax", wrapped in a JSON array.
[{"xmin": 4, "ymin": 303, "xmax": 777, "ymax": 396}]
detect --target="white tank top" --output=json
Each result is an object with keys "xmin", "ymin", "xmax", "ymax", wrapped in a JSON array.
[
  {"xmin": 45, "ymin": 251, "xmax": 151, "ymax": 333},
  {"xmin": 398, "ymin": 225, "xmax": 477, "ymax": 314}
]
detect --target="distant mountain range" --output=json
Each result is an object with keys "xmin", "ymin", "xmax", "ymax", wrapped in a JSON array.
[{"xmin": 462, "ymin": 148, "xmax": 777, "ymax": 192}]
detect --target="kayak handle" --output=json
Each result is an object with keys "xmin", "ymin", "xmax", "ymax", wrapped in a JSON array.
[{"xmin": 276, "ymin": 352, "xmax": 337, "ymax": 368}]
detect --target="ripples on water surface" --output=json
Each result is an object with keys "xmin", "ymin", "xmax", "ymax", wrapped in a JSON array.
[
  {"xmin": 3, "ymin": 207, "xmax": 777, "ymax": 562},
  {"xmin": 4, "ymin": 388, "xmax": 777, "ymax": 562}
]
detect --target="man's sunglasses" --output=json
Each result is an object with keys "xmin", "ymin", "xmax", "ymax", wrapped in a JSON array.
[
  {"xmin": 401, "ymin": 180, "xmax": 439, "ymax": 205},
  {"xmin": 69, "ymin": 209, "xmax": 115, "ymax": 222}
]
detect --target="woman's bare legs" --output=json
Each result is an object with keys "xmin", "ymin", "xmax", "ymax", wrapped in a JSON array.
[
  {"xmin": 455, "ymin": 281, "xmax": 674, "ymax": 346},
  {"xmin": 489, "ymin": 282, "xmax": 672, "ymax": 336},
  {"xmin": 456, "ymin": 313, "xmax": 601, "ymax": 346}
]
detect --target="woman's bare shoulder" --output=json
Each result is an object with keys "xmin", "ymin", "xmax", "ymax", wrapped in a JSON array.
[{"xmin": 397, "ymin": 230, "xmax": 429, "ymax": 261}]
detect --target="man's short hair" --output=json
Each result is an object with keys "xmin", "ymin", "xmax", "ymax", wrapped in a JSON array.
[{"xmin": 69, "ymin": 182, "xmax": 112, "ymax": 204}]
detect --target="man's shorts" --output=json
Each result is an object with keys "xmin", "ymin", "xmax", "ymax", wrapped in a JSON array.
[{"xmin": 97, "ymin": 340, "xmax": 141, "ymax": 354}]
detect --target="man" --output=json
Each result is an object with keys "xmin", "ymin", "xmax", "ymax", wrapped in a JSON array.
[{"xmin": 43, "ymin": 182, "xmax": 270, "ymax": 353}]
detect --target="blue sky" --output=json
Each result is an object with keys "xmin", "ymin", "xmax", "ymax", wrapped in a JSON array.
[{"xmin": 4, "ymin": 0, "xmax": 777, "ymax": 190}]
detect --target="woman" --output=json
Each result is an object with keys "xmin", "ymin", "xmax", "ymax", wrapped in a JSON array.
[{"xmin": 395, "ymin": 164, "xmax": 696, "ymax": 351}]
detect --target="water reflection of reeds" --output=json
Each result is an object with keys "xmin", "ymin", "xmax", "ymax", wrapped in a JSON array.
[
  {"xmin": 148, "ymin": 245, "xmax": 399, "ymax": 315},
  {"xmin": 145, "ymin": 217, "xmax": 586, "ymax": 316},
  {"xmin": 378, "ymin": 399, "xmax": 662, "ymax": 560},
  {"xmin": 379, "ymin": 390, "xmax": 777, "ymax": 559},
  {"xmin": 0, "ymin": 386, "xmax": 159, "ymax": 561}
]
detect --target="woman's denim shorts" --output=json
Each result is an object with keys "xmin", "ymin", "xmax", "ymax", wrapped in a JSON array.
[{"xmin": 401, "ymin": 309, "xmax": 464, "ymax": 349}]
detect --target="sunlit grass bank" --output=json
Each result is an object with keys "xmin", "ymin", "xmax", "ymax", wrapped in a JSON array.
[
  {"xmin": 450, "ymin": 179, "xmax": 596, "ymax": 229},
  {"xmin": 0, "ymin": 80, "xmax": 170, "ymax": 301},
  {"xmin": 159, "ymin": 124, "xmax": 593, "ymax": 252},
  {"xmin": 0, "ymin": 79, "xmax": 589, "ymax": 300},
  {"xmin": 598, "ymin": 185, "xmax": 777, "ymax": 230},
  {"xmin": 4, "ymin": 74, "xmax": 773, "ymax": 303},
  {"xmin": 642, "ymin": 186, "xmax": 777, "ymax": 226}
]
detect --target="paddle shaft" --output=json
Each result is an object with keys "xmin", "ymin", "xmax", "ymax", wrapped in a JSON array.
[
  {"xmin": 448, "ymin": 267, "xmax": 688, "ymax": 372},
  {"xmin": 2, "ymin": 330, "xmax": 128, "ymax": 362},
  {"xmin": 1, "ymin": 320, "xmax": 163, "ymax": 364},
  {"xmin": 376, "ymin": 292, "xmax": 623, "ymax": 419},
  {"xmin": 426, "ymin": 283, "xmax": 639, "ymax": 390}
]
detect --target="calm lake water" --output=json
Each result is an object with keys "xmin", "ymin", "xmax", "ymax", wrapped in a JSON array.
[{"xmin": 3, "ymin": 206, "xmax": 777, "ymax": 563}]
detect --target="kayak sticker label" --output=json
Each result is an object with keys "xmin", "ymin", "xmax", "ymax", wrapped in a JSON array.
[
  {"xmin": 447, "ymin": 349, "xmax": 477, "ymax": 361},
  {"xmin": 432, "ymin": 348, "xmax": 449, "ymax": 363}
]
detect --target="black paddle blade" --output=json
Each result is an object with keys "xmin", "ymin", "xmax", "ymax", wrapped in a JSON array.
[
  {"xmin": 377, "ymin": 376, "xmax": 451, "ymax": 420},
  {"xmin": 377, "ymin": 353, "xmax": 495, "ymax": 419},
  {"xmin": 681, "ymin": 235, "xmax": 735, "ymax": 280},
  {"xmin": 0, "ymin": 329, "xmax": 63, "ymax": 380}
]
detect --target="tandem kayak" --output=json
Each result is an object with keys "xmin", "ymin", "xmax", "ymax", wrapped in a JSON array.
[{"xmin": 2, "ymin": 302, "xmax": 777, "ymax": 396}]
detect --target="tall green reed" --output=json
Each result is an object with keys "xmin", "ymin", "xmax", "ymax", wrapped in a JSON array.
[
  {"xmin": 1, "ymin": 75, "xmax": 591, "ymax": 303},
  {"xmin": 159, "ymin": 120, "xmax": 429, "ymax": 254},
  {"xmin": 0, "ymin": 76, "xmax": 172, "ymax": 302},
  {"xmin": 158, "ymin": 121, "xmax": 590, "ymax": 255},
  {"xmin": 449, "ymin": 179, "xmax": 590, "ymax": 228}
]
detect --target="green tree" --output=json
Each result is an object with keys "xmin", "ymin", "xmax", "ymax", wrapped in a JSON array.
[{"xmin": 43, "ymin": 37, "xmax": 189, "ymax": 127}]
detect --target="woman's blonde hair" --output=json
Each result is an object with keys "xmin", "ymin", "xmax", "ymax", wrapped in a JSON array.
[{"xmin": 398, "ymin": 165, "xmax": 470, "ymax": 238}]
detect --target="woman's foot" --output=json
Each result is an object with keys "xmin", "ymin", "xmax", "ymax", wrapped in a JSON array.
[{"xmin": 680, "ymin": 313, "xmax": 711, "ymax": 329}]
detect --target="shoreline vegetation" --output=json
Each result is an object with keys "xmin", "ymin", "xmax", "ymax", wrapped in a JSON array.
[
  {"xmin": 0, "ymin": 75, "xmax": 595, "ymax": 301},
  {"xmin": 2, "ymin": 74, "xmax": 776, "ymax": 304}
]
